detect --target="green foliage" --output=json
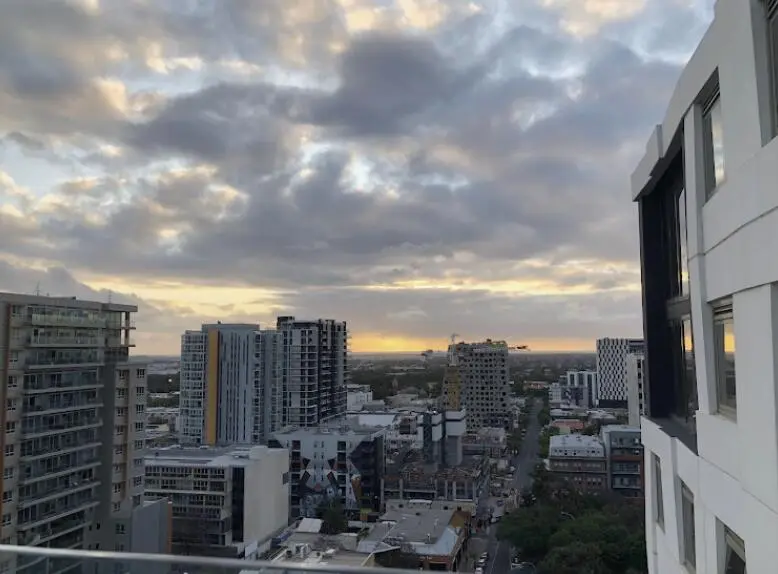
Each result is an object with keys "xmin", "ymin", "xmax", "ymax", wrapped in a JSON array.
[
  {"xmin": 318, "ymin": 499, "xmax": 348, "ymax": 534},
  {"xmin": 538, "ymin": 426, "xmax": 560, "ymax": 458},
  {"xmin": 537, "ymin": 406, "xmax": 551, "ymax": 427},
  {"xmin": 498, "ymin": 471, "xmax": 647, "ymax": 574},
  {"xmin": 351, "ymin": 366, "xmax": 446, "ymax": 401}
]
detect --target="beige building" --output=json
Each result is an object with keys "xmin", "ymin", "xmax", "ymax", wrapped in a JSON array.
[{"xmin": 0, "ymin": 293, "xmax": 166, "ymax": 572}]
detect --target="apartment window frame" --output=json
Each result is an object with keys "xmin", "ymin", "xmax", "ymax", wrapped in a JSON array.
[
  {"xmin": 713, "ymin": 299, "xmax": 736, "ymax": 418},
  {"xmin": 653, "ymin": 454, "xmax": 664, "ymax": 529},
  {"xmin": 701, "ymin": 83, "xmax": 725, "ymax": 199},
  {"xmin": 766, "ymin": 0, "xmax": 778, "ymax": 136},
  {"xmin": 681, "ymin": 481, "xmax": 696, "ymax": 571},
  {"xmin": 719, "ymin": 522, "xmax": 746, "ymax": 574}
]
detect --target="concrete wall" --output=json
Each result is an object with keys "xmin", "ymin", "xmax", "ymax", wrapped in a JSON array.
[
  {"xmin": 244, "ymin": 446, "xmax": 290, "ymax": 546},
  {"xmin": 634, "ymin": 1, "xmax": 778, "ymax": 573}
]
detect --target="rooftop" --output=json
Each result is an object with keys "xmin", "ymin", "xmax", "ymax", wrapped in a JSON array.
[
  {"xmin": 601, "ymin": 424, "xmax": 641, "ymax": 435},
  {"xmin": 146, "ymin": 445, "xmax": 285, "ymax": 468},
  {"xmin": 549, "ymin": 434, "xmax": 606, "ymax": 458},
  {"xmin": 0, "ymin": 292, "xmax": 137, "ymax": 312}
]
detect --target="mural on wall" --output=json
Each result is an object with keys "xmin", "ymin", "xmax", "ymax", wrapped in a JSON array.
[{"xmin": 296, "ymin": 456, "xmax": 362, "ymax": 518}]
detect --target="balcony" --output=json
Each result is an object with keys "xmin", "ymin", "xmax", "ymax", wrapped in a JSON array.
[
  {"xmin": 30, "ymin": 314, "xmax": 106, "ymax": 328},
  {"xmin": 28, "ymin": 336, "xmax": 102, "ymax": 347},
  {"xmin": 0, "ymin": 546, "xmax": 399, "ymax": 574},
  {"xmin": 26, "ymin": 352, "xmax": 103, "ymax": 369}
]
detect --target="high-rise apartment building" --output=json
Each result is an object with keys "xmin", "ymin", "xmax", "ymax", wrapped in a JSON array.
[
  {"xmin": 453, "ymin": 340, "xmax": 510, "ymax": 431},
  {"xmin": 631, "ymin": 1, "xmax": 778, "ymax": 571},
  {"xmin": 0, "ymin": 293, "xmax": 159, "ymax": 571},
  {"xmin": 179, "ymin": 324, "xmax": 281, "ymax": 446},
  {"xmin": 595, "ymin": 337, "xmax": 643, "ymax": 406},
  {"xmin": 625, "ymin": 352, "xmax": 646, "ymax": 427},
  {"xmin": 277, "ymin": 316, "xmax": 348, "ymax": 427},
  {"xmin": 565, "ymin": 370, "xmax": 598, "ymax": 408}
]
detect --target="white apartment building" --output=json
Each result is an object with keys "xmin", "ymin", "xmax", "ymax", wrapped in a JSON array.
[
  {"xmin": 144, "ymin": 445, "xmax": 289, "ymax": 557},
  {"xmin": 454, "ymin": 340, "xmax": 511, "ymax": 431},
  {"xmin": 595, "ymin": 337, "xmax": 644, "ymax": 405},
  {"xmin": 566, "ymin": 370, "xmax": 598, "ymax": 408},
  {"xmin": 626, "ymin": 352, "xmax": 647, "ymax": 427},
  {"xmin": 179, "ymin": 324, "xmax": 282, "ymax": 446},
  {"xmin": 276, "ymin": 317, "xmax": 348, "ymax": 427},
  {"xmin": 0, "ymin": 293, "xmax": 165, "ymax": 573},
  {"xmin": 632, "ymin": 1, "xmax": 778, "ymax": 572}
]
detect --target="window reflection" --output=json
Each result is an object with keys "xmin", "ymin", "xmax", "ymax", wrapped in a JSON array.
[
  {"xmin": 678, "ymin": 189, "xmax": 689, "ymax": 296},
  {"xmin": 682, "ymin": 317, "xmax": 698, "ymax": 421},
  {"xmin": 703, "ymin": 93, "xmax": 725, "ymax": 199},
  {"xmin": 714, "ymin": 304, "xmax": 737, "ymax": 414}
]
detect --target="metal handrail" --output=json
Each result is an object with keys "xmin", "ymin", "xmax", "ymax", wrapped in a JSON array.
[{"xmin": 0, "ymin": 545, "xmax": 419, "ymax": 574}]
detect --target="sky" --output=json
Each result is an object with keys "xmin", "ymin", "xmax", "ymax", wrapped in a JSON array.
[{"xmin": 0, "ymin": 0, "xmax": 715, "ymax": 355}]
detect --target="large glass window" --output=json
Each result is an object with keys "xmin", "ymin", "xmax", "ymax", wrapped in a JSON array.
[
  {"xmin": 669, "ymin": 314, "xmax": 697, "ymax": 429},
  {"xmin": 713, "ymin": 300, "xmax": 736, "ymax": 417},
  {"xmin": 681, "ymin": 482, "xmax": 696, "ymax": 570},
  {"xmin": 702, "ymin": 92, "xmax": 725, "ymax": 199}
]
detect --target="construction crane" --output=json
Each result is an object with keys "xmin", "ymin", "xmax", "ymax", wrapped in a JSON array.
[{"xmin": 509, "ymin": 345, "xmax": 530, "ymax": 352}]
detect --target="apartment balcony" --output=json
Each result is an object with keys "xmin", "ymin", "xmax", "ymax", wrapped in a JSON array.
[
  {"xmin": 30, "ymin": 314, "xmax": 106, "ymax": 328},
  {"xmin": 28, "ymin": 336, "xmax": 102, "ymax": 348},
  {"xmin": 19, "ymin": 478, "xmax": 98, "ymax": 509},
  {"xmin": 21, "ymin": 419, "xmax": 101, "ymax": 439},
  {"xmin": 106, "ymin": 336, "xmax": 136, "ymax": 347},
  {"xmin": 16, "ymin": 501, "xmax": 98, "ymax": 537}
]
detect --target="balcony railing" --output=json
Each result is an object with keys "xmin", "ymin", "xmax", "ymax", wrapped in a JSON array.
[
  {"xmin": 0, "ymin": 545, "xmax": 410, "ymax": 574},
  {"xmin": 30, "ymin": 315, "xmax": 106, "ymax": 328}
]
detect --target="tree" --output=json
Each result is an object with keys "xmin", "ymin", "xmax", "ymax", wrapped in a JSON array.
[
  {"xmin": 497, "ymin": 505, "xmax": 562, "ymax": 563},
  {"xmin": 538, "ymin": 542, "xmax": 610, "ymax": 574},
  {"xmin": 318, "ymin": 499, "xmax": 348, "ymax": 534}
]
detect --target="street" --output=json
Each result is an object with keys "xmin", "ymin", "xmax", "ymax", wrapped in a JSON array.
[{"xmin": 478, "ymin": 398, "xmax": 543, "ymax": 574}]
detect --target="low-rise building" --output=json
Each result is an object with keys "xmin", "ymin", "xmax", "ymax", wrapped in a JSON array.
[
  {"xmin": 358, "ymin": 503, "xmax": 471, "ymax": 570},
  {"xmin": 548, "ymin": 434, "xmax": 607, "ymax": 494},
  {"xmin": 270, "ymin": 422, "xmax": 386, "ymax": 519},
  {"xmin": 550, "ymin": 419, "xmax": 586, "ymax": 435},
  {"xmin": 601, "ymin": 425, "xmax": 643, "ymax": 500},
  {"xmin": 346, "ymin": 384, "xmax": 374, "ymax": 412},
  {"xmin": 144, "ymin": 445, "xmax": 289, "ymax": 557}
]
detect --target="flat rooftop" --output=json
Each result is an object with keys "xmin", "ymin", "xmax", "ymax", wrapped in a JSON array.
[
  {"xmin": 146, "ymin": 445, "xmax": 282, "ymax": 468},
  {"xmin": 366, "ymin": 508, "xmax": 455, "ymax": 544},
  {"xmin": 0, "ymin": 292, "xmax": 137, "ymax": 312}
]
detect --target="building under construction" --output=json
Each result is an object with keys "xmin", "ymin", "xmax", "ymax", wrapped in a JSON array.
[
  {"xmin": 380, "ymin": 451, "xmax": 489, "ymax": 510},
  {"xmin": 442, "ymin": 339, "xmax": 513, "ymax": 431}
]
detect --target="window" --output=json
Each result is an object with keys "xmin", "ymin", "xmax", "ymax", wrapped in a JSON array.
[
  {"xmin": 766, "ymin": 0, "xmax": 778, "ymax": 135},
  {"xmin": 2, "ymin": 514, "xmax": 11, "ymax": 526},
  {"xmin": 681, "ymin": 482, "xmax": 696, "ymax": 570},
  {"xmin": 132, "ymin": 495, "xmax": 141, "ymax": 507},
  {"xmin": 136, "ymin": 369, "xmax": 145, "ymax": 378},
  {"xmin": 702, "ymin": 90, "xmax": 725, "ymax": 198},
  {"xmin": 135, "ymin": 405, "xmax": 144, "ymax": 414},
  {"xmin": 2, "ymin": 491, "xmax": 12, "ymax": 503},
  {"xmin": 3, "ymin": 468, "xmax": 13, "ymax": 480},
  {"xmin": 721, "ymin": 522, "xmax": 746, "ymax": 574},
  {"xmin": 5, "ymin": 399, "xmax": 16, "ymax": 412},
  {"xmin": 136, "ymin": 386, "xmax": 145, "ymax": 396},
  {"xmin": 678, "ymin": 188, "xmax": 689, "ymax": 296},
  {"xmin": 4, "ymin": 445, "xmax": 14, "ymax": 457},
  {"xmin": 653, "ymin": 454, "xmax": 664, "ymax": 529},
  {"xmin": 5, "ymin": 422, "xmax": 15, "ymax": 434},
  {"xmin": 115, "ymin": 523, "xmax": 125, "ymax": 535},
  {"xmin": 713, "ymin": 300, "xmax": 737, "ymax": 416}
]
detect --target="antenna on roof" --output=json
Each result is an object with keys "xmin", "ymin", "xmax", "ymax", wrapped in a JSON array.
[
  {"xmin": 107, "ymin": 290, "xmax": 113, "ymax": 304},
  {"xmin": 34, "ymin": 282, "xmax": 40, "ymax": 296}
]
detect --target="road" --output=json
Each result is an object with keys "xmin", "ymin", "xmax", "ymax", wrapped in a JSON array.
[{"xmin": 483, "ymin": 398, "xmax": 543, "ymax": 574}]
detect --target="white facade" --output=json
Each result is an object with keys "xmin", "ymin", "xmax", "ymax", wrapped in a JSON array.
[
  {"xmin": 567, "ymin": 370, "xmax": 597, "ymax": 407},
  {"xmin": 632, "ymin": 1, "xmax": 778, "ymax": 573},
  {"xmin": 347, "ymin": 384, "xmax": 374, "ymax": 411},
  {"xmin": 548, "ymin": 434, "xmax": 605, "ymax": 459},
  {"xmin": 179, "ymin": 324, "xmax": 282, "ymax": 446},
  {"xmin": 145, "ymin": 445, "xmax": 289, "ymax": 556},
  {"xmin": 626, "ymin": 352, "xmax": 646, "ymax": 427},
  {"xmin": 595, "ymin": 337, "xmax": 643, "ymax": 403}
]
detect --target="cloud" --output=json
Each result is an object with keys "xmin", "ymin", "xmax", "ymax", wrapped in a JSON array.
[{"xmin": 0, "ymin": 0, "xmax": 716, "ymax": 352}]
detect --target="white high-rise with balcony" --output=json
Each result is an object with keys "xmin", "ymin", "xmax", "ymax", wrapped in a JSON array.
[{"xmin": 632, "ymin": 1, "xmax": 778, "ymax": 572}]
